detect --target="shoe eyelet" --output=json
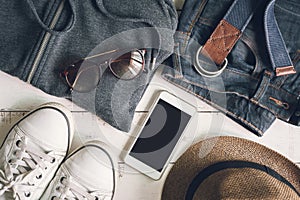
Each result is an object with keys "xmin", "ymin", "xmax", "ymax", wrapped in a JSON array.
[
  {"xmin": 51, "ymin": 196, "xmax": 56, "ymax": 200},
  {"xmin": 24, "ymin": 192, "xmax": 31, "ymax": 197},
  {"xmin": 50, "ymin": 157, "xmax": 56, "ymax": 163},
  {"xmin": 95, "ymin": 197, "xmax": 99, "ymax": 200},
  {"xmin": 16, "ymin": 140, "xmax": 22, "ymax": 147},
  {"xmin": 36, "ymin": 174, "xmax": 42, "ymax": 179},
  {"xmin": 60, "ymin": 176, "xmax": 66, "ymax": 183}
]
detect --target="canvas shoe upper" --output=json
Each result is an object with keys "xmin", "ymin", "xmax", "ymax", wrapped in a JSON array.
[
  {"xmin": 41, "ymin": 141, "xmax": 116, "ymax": 200},
  {"xmin": 0, "ymin": 103, "xmax": 74, "ymax": 200}
]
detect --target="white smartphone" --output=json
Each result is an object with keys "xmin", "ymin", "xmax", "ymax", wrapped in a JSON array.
[{"xmin": 124, "ymin": 91, "xmax": 196, "ymax": 180}]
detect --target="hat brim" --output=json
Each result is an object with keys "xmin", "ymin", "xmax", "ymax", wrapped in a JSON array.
[{"xmin": 161, "ymin": 136, "xmax": 300, "ymax": 199}]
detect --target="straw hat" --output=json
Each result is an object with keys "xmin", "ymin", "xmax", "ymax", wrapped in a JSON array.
[{"xmin": 162, "ymin": 136, "xmax": 300, "ymax": 200}]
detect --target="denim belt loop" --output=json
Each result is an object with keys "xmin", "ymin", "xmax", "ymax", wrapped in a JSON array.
[
  {"xmin": 173, "ymin": 43, "xmax": 184, "ymax": 79},
  {"xmin": 251, "ymin": 70, "xmax": 272, "ymax": 104}
]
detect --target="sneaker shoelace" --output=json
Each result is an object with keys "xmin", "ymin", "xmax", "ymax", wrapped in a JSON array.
[
  {"xmin": 0, "ymin": 137, "xmax": 57, "ymax": 199},
  {"xmin": 53, "ymin": 176, "xmax": 109, "ymax": 200}
]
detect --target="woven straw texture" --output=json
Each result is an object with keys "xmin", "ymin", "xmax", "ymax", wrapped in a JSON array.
[{"xmin": 161, "ymin": 136, "xmax": 300, "ymax": 200}]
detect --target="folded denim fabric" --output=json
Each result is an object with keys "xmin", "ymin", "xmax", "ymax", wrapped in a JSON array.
[
  {"xmin": 0, "ymin": 0, "xmax": 177, "ymax": 132},
  {"xmin": 162, "ymin": 0, "xmax": 300, "ymax": 136}
]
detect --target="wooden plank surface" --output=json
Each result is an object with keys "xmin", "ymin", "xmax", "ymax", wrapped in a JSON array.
[{"xmin": 0, "ymin": 68, "xmax": 299, "ymax": 199}]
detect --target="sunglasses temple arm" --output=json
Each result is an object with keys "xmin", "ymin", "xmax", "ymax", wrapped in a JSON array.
[
  {"xmin": 84, "ymin": 49, "xmax": 119, "ymax": 60},
  {"xmin": 150, "ymin": 49, "xmax": 159, "ymax": 70}
]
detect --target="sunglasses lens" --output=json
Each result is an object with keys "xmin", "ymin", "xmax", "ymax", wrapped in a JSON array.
[
  {"xmin": 64, "ymin": 65, "xmax": 78, "ymax": 87},
  {"xmin": 63, "ymin": 49, "xmax": 144, "ymax": 92},
  {"xmin": 109, "ymin": 50, "xmax": 144, "ymax": 80},
  {"xmin": 66, "ymin": 61, "xmax": 100, "ymax": 92}
]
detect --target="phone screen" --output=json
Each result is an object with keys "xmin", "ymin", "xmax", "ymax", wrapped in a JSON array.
[{"xmin": 129, "ymin": 99, "xmax": 191, "ymax": 172}]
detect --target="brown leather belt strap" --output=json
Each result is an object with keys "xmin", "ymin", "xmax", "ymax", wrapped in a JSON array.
[
  {"xmin": 199, "ymin": 0, "xmax": 257, "ymax": 67},
  {"xmin": 201, "ymin": 19, "xmax": 241, "ymax": 66}
]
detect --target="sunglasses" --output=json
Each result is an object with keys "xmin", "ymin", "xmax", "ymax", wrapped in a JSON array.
[{"xmin": 60, "ymin": 49, "xmax": 145, "ymax": 92}]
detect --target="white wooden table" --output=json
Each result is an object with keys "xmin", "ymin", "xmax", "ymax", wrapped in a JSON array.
[{"xmin": 0, "ymin": 67, "xmax": 299, "ymax": 199}]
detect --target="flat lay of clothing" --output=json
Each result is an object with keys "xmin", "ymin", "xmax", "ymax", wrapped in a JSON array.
[
  {"xmin": 0, "ymin": 0, "xmax": 300, "ymax": 199},
  {"xmin": 0, "ymin": 0, "xmax": 299, "ymax": 136}
]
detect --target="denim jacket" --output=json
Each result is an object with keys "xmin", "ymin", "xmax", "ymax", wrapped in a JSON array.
[
  {"xmin": 0, "ymin": 0, "xmax": 177, "ymax": 132},
  {"xmin": 163, "ymin": 0, "xmax": 300, "ymax": 136}
]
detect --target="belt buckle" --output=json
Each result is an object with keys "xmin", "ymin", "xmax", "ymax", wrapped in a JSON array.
[{"xmin": 194, "ymin": 46, "xmax": 228, "ymax": 78}]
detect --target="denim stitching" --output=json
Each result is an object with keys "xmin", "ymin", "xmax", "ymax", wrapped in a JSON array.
[
  {"xmin": 183, "ymin": 0, "xmax": 208, "ymax": 50},
  {"xmin": 162, "ymin": 74, "xmax": 264, "ymax": 135},
  {"xmin": 227, "ymin": 68, "xmax": 299, "ymax": 98},
  {"xmin": 252, "ymin": 78, "xmax": 267, "ymax": 101},
  {"xmin": 169, "ymin": 64, "xmax": 298, "ymax": 99},
  {"xmin": 176, "ymin": 31, "xmax": 191, "ymax": 36},
  {"xmin": 181, "ymin": 34, "xmax": 190, "ymax": 54},
  {"xmin": 250, "ymin": 98, "xmax": 290, "ymax": 120},
  {"xmin": 197, "ymin": 17, "xmax": 215, "ymax": 26},
  {"xmin": 163, "ymin": 72, "xmax": 295, "ymax": 127},
  {"xmin": 207, "ymin": 20, "xmax": 240, "ymax": 53},
  {"xmin": 166, "ymin": 71, "xmax": 296, "ymax": 120},
  {"xmin": 268, "ymin": 81, "xmax": 284, "ymax": 90},
  {"xmin": 164, "ymin": 73, "xmax": 250, "ymax": 100},
  {"xmin": 162, "ymin": 74, "xmax": 265, "ymax": 134},
  {"xmin": 167, "ymin": 66, "xmax": 298, "ymax": 99},
  {"xmin": 268, "ymin": 84, "xmax": 298, "ymax": 98},
  {"xmin": 252, "ymin": 72, "xmax": 270, "ymax": 101},
  {"xmin": 176, "ymin": 32, "xmax": 190, "ymax": 54},
  {"xmin": 163, "ymin": 73, "xmax": 286, "ymax": 115},
  {"xmin": 275, "ymin": 4, "xmax": 300, "ymax": 16},
  {"xmin": 186, "ymin": 0, "xmax": 208, "ymax": 36},
  {"xmin": 226, "ymin": 68, "xmax": 259, "ymax": 80},
  {"xmin": 182, "ymin": 78, "xmax": 252, "ymax": 100},
  {"xmin": 273, "ymin": 74, "xmax": 289, "ymax": 88}
]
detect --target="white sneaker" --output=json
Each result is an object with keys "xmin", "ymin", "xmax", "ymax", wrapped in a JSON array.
[
  {"xmin": 0, "ymin": 103, "xmax": 74, "ymax": 200},
  {"xmin": 40, "ymin": 141, "xmax": 116, "ymax": 200}
]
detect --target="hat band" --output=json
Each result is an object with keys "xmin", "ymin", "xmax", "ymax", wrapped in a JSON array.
[{"xmin": 185, "ymin": 160, "xmax": 300, "ymax": 200}]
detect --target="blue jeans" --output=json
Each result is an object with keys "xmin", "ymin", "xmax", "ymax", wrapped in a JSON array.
[{"xmin": 162, "ymin": 0, "xmax": 300, "ymax": 136}]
